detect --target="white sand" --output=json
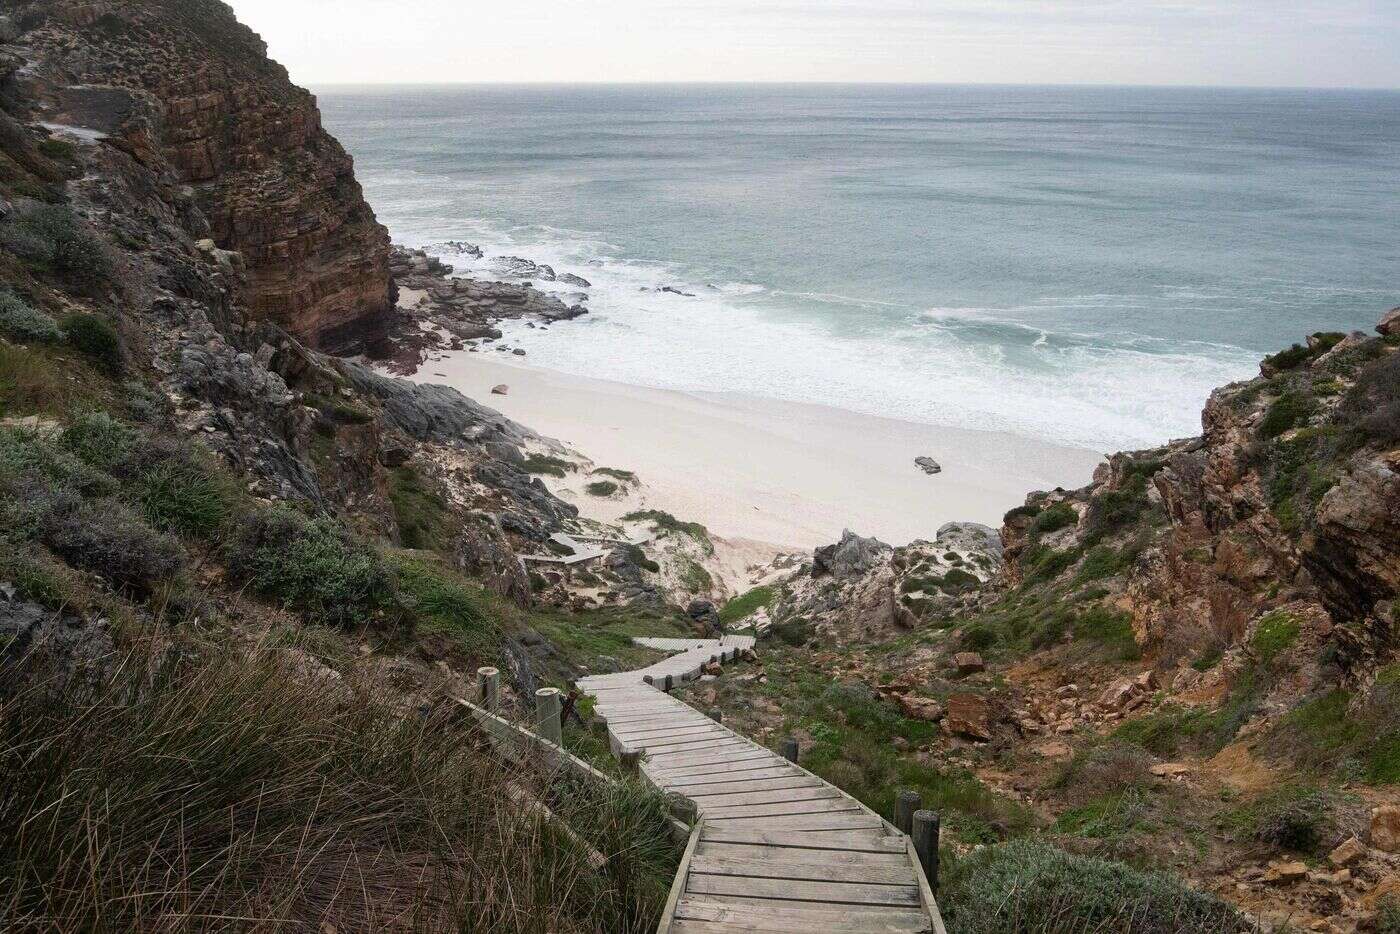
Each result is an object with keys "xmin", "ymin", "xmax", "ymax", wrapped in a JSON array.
[{"xmin": 409, "ymin": 352, "xmax": 1105, "ymax": 552}]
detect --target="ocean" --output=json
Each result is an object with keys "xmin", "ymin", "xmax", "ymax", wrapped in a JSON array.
[{"xmin": 316, "ymin": 84, "xmax": 1399, "ymax": 452}]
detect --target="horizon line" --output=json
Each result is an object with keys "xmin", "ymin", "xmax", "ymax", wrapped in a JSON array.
[{"xmin": 306, "ymin": 79, "xmax": 1400, "ymax": 93}]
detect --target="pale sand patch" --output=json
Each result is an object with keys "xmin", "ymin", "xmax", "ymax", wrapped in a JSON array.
[{"xmin": 405, "ymin": 351, "xmax": 1105, "ymax": 552}]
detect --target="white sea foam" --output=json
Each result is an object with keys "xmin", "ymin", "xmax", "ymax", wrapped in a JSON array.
[{"xmin": 403, "ymin": 220, "xmax": 1260, "ymax": 452}]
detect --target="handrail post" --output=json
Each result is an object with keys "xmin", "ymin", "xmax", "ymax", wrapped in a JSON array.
[
  {"xmin": 780, "ymin": 737, "xmax": 799, "ymax": 763},
  {"xmin": 707, "ymin": 708, "xmax": 722, "ymax": 723},
  {"xmin": 913, "ymin": 809, "xmax": 940, "ymax": 892},
  {"xmin": 478, "ymin": 666, "xmax": 499, "ymax": 713},
  {"xmin": 535, "ymin": 687, "xmax": 563, "ymax": 747},
  {"xmin": 895, "ymin": 789, "xmax": 921, "ymax": 835},
  {"xmin": 619, "ymin": 745, "xmax": 641, "ymax": 776}
]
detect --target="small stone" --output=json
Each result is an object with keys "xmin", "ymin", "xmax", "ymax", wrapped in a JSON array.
[
  {"xmin": 1330, "ymin": 836, "xmax": 1366, "ymax": 867},
  {"xmin": 914, "ymin": 456, "xmax": 942, "ymax": 475},
  {"xmin": 1263, "ymin": 860, "xmax": 1309, "ymax": 884},
  {"xmin": 1150, "ymin": 762, "xmax": 1191, "ymax": 778},
  {"xmin": 491, "ymin": 384, "xmax": 509, "ymax": 395},
  {"xmin": 897, "ymin": 694, "xmax": 944, "ymax": 721},
  {"xmin": 1033, "ymin": 741, "xmax": 1072, "ymax": 758},
  {"xmin": 512, "ymin": 348, "xmax": 527, "ymax": 356}
]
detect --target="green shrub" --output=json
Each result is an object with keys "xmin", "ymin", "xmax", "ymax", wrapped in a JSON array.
[
  {"xmin": 0, "ymin": 291, "xmax": 62, "ymax": 342},
  {"xmin": 58, "ymin": 411, "xmax": 138, "ymax": 477},
  {"xmin": 590, "ymin": 467, "xmax": 636, "ymax": 483},
  {"xmin": 41, "ymin": 497, "xmax": 185, "ymax": 592},
  {"xmin": 1030, "ymin": 502, "xmax": 1077, "ymax": 538},
  {"xmin": 1003, "ymin": 503, "xmax": 1042, "ymax": 524},
  {"xmin": 1232, "ymin": 785, "xmax": 1338, "ymax": 853},
  {"xmin": 940, "ymin": 839, "xmax": 1248, "ymax": 933},
  {"xmin": 1343, "ymin": 350, "xmax": 1400, "ymax": 446},
  {"xmin": 585, "ymin": 480, "xmax": 619, "ymax": 496},
  {"xmin": 621, "ymin": 509, "xmax": 711, "ymax": 551},
  {"xmin": 680, "ymin": 558, "xmax": 713, "ymax": 592},
  {"xmin": 621, "ymin": 543, "xmax": 659, "ymax": 573},
  {"xmin": 1259, "ymin": 389, "xmax": 1314, "ymax": 440},
  {"xmin": 522, "ymin": 453, "xmax": 573, "ymax": 477},
  {"xmin": 227, "ymin": 507, "xmax": 398, "ymax": 625},
  {"xmin": 719, "ymin": 585, "xmax": 775, "ymax": 625},
  {"xmin": 60, "ymin": 313, "xmax": 123, "ymax": 375},
  {"xmin": 1262, "ymin": 343, "xmax": 1311, "ymax": 373},
  {"xmin": 963, "ymin": 623, "xmax": 997, "ymax": 651},
  {"xmin": 1023, "ymin": 545, "xmax": 1081, "ymax": 584},
  {"xmin": 4, "ymin": 204, "xmax": 111, "ymax": 287},
  {"xmin": 393, "ymin": 556, "xmax": 500, "ymax": 654},
  {"xmin": 1379, "ymin": 897, "xmax": 1400, "ymax": 934},
  {"xmin": 1074, "ymin": 606, "xmax": 1140, "ymax": 660},
  {"xmin": 941, "ymin": 567, "xmax": 980, "ymax": 590},
  {"xmin": 771, "ymin": 617, "xmax": 814, "ymax": 647},
  {"xmin": 132, "ymin": 457, "xmax": 233, "ymax": 539},
  {"xmin": 37, "ymin": 138, "xmax": 78, "ymax": 162}
]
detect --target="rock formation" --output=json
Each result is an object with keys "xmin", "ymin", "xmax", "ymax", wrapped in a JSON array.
[{"xmin": 10, "ymin": 0, "xmax": 395, "ymax": 351}]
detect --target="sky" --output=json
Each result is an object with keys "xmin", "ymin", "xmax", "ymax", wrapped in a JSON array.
[{"xmin": 224, "ymin": 0, "xmax": 1400, "ymax": 88}]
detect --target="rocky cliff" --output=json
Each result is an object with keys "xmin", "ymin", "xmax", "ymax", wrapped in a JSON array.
[{"xmin": 7, "ymin": 0, "xmax": 395, "ymax": 351}]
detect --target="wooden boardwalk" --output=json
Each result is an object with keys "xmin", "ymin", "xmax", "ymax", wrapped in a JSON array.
[{"xmin": 577, "ymin": 637, "xmax": 947, "ymax": 934}]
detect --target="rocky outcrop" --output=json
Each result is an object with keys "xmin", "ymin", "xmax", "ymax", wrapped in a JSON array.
[{"xmin": 10, "ymin": 0, "xmax": 394, "ymax": 351}]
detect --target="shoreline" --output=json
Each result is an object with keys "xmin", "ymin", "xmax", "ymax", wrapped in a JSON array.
[{"xmin": 404, "ymin": 350, "xmax": 1106, "ymax": 552}]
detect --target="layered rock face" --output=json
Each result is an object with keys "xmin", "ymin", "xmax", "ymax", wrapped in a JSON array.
[{"xmin": 11, "ymin": 0, "xmax": 394, "ymax": 350}]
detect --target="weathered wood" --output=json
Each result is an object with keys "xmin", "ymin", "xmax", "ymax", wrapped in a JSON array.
[
  {"xmin": 619, "ymin": 746, "xmax": 642, "ymax": 775},
  {"xmin": 685, "ymin": 875, "xmax": 920, "ymax": 908},
  {"xmin": 687, "ymin": 785, "xmax": 841, "ymax": 807},
  {"xmin": 704, "ymin": 812, "xmax": 884, "ymax": 832},
  {"xmin": 700, "ymin": 797, "xmax": 864, "ymax": 820},
  {"xmin": 695, "ymin": 841, "xmax": 908, "ymax": 867},
  {"xmin": 912, "ymin": 810, "xmax": 940, "ymax": 892},
  {"xmin": 656, "ymin": 817, "xmax": 705, "ymax": 934},
  {"xmin": 477, "ymin": 666, "xmax": 499, "ymax": 713},
  {"xmin": 689, "ymin": 854, "xmax": 916, "ymax": 885},
  {"xmin": 895, "ymin": 790, "xmax": 921, "ymax": 836},
  {"xmin": 535, "ymin": 687, "xmax": 563, "ymax": 746},
  {"xmin": 780, "ymin": 737, "xmax": 799, "ymax": 763},
  {"xmin": 699, "ymin": 827, "xmax": 905, "ymax": 852},
  {"xmin": 672, "ymin": 899, "xmax": 931, "ymax": 933}
]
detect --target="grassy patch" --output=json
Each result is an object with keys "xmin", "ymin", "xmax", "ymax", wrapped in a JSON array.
[
  {"xmin": 939, "ymin": 839, "xmax": 1249, "ymax": 933},
  {"xmin": 522, "ymin": 453, "xmax": 574, "ymax": 477},
  {"xmin": 1250, "ymin": 610, "xmax": 1300, "ymax": 666},
  {"xmin": 0, "ymin": 290, "xmax": 62, "ymax": 343},
  {"xmin": 1073, "ymin": 606, "xmax": 1140, "ymax": 660},
  {"xmin": 1029, "ymin": 502, "xmax": 1077, "ymax": 539},
  {"xmin": 393, "ymin": 555, "xmax": 501, "ymax": 657},
  {"xmin": 718, "ymin": 585, "xmax": 775, "ymax": 626},
  {"xmin": 1228, "ymin": 784, "xmax": 1343, "ymax": 854},
  {"xmin": 388, "ymin": 465, "xmax": 453, "ymax": 552},
  {"xmin": 679, "ymin": 558, "xmax": 713, "ymax": 592},
  {"xmin": 585, "ymin": 480, "xmax": 618, "ymax": 497},
  {"xmin": 590, "ymin": 467, "xmax": 636, "ymax": 483},
  {"xmin": 60, "ymin": 312, "xmax": 123, "ymax": 375},
  {"xmin": 0, "ymin": 640, "xmax": 679, "ymax": 932},
  {"xmin": 1259, "ymin": 389, "xmax": 1314, "ymax": 440},
  {"xmin": 621, "ymin": 509, "xmax": 712, "ymax": 552}
]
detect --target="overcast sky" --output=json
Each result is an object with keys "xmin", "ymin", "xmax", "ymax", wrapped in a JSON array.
[{"xmin": 224, "ymin": 0, "xmax": 1400, "ymax": 88}]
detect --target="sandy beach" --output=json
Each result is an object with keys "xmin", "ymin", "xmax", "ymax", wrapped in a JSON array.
[{"xmin": 406, "ymin": 351, "xmax": 1105, "ymax": 553}]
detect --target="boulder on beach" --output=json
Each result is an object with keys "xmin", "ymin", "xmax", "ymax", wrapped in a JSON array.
[
  {"xmin": 915, "ymin": 456, "xmax": 942, "ymax": 475},
  {"xmin": 491, "ymin": 384, "xmax": 508, "ymax": 395}
]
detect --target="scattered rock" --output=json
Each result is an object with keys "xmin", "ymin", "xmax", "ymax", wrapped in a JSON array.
[
  {"xmin": 944, "ymin": 692, "xmax": 993, "ymax": 741},
  {"xmin": 1377, "ymin": 306, "xmax": 1400, "ymax": 336},
  {"xmin": 1329, "ymin": 836, "xmax": 1366, "ymax": 867},
  {"xmin": 1150, "ymin": 762, "xmax": 1191, "ymax": 778},
  {"xmin": 914, "ymin": 456, "xmax": 942, "ymax": 475},
  {"xmin": 1261, "ymin": 860, "xmax": 1309, "ymax": 884},
  {"xmin": 512, "ymin": 348, "xmax": 526, "ymax": 356},
  {"xmin": 812, "ymin": 530, "xmax": 891, "ymax": 579},
  {"xmin": 953, "ymin": 651, "xmax": 985, "ymax": 675},
  {"xmin": 1033, "ymin": 741, "xmax": 1072, "ymax": 758},
  {"xmin": 1371, "ymin": 805, "xmax": 1400, "ymax": 852},
  {"xmin": 897, "ymin": 694, "xmax": 944, "ymax": 721},
  {"xmin": 491, "ymin": 384, "xmax": 509, "ymax": 395}
]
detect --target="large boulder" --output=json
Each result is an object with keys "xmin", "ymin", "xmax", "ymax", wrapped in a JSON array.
[
  {"xmin": 812, "ymin": 530, "xmax": 891, "ymax": 579},
  {"xmin": 944, "ymin": 692, "xmax": 993, "ymax": 741},
  {"xmin": 1377, "ymin": 306, "xmax": 1400, "ymax": 336}
]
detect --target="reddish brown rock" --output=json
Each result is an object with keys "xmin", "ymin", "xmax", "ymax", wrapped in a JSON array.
[
  {"xmin": 1372, "ymin": 805, "xmax": 1400, "ymax": 853},
  {"xmin": 19, "ymin": 0, "xmax": 394, "ymax": 351},
  {"xmin": 953, "ymin": 651, "xmax": 985, "ymax": 675},
  {"xmin": 944, "ymin": 692, "xmax": 992, "ymax": 741},
  {"xmin": 896, "ymin": 694, "xmax": 943, "ymax": 722}
]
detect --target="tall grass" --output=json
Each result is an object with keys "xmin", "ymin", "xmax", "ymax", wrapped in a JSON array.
[{"xmin": 0, "ymin": 637, "xmax": 679, "ymax": 932}]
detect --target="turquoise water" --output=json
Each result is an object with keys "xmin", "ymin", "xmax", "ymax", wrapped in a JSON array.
[{"xmin": 317, "ymin": 84, "xmax": 1399, "ymax": 450}]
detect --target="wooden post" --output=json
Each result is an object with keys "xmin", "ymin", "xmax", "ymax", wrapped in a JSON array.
[
  {"xmin": 912, "ymin": 809, "xmax": 940, "ymax": 892},
  {"xmin": 780, "ymin": 737, "xmax": 799, "ymax": 763},
  {"xmin": 619, "ymin": 746, "xmax": 641, "ymax": 776},
  {"xmin": 895, "ymin": 790, "xmax": 921, "ymax": 836},
  {"xmin": 708, "ymin": 708, "xmax": 723, "ymax": 723},
  {"xmin": 590, "ymin": 713, "xmax": 609, "ymax": 738},
  {"xmin": 663, "ymin": 673, "xmax": 674, "ymax": 692},
  {"xmin": 535, "ymin": 687, "xmax": 563, "ymax": 747},
  {"xmin": 665, "ymin": 791, "xmax": 698, "ymax": 825},
  {"xmin": 478, "ymin": 666, "xmax": 499, "ymax": 713}
]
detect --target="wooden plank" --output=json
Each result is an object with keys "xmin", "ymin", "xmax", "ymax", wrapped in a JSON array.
[
  {"xmin": 695, "ymin": 841, "xmax": 908, "ymax": 867},
  {"xmin": 631, "ymin": 732, "xmax": 737, "ymax": 751},
  {"xmin": 703, "ymin": 812, "xmax": 884, "ymax": 832},
  {"xmin": 700, "ymin": 798, "xmax": 865, "ymax": 819},
  {"xmin": 644, "ymin": 746, "xmax": 768, "ymax": 767},
  {"xmin": 649, "ymin": 759, "xmax": 790, "ymax": 780},
  {"xmin": 697, "ymin": 829, "xmax": 902, "ymax": 854},
  {"xmin": 688, "ymin": 785, "xmax": 841, "ymax": 806},
  {"xmin": 660, "ymin": 767, "xmax": 805, "ymax": 788},
  {"xmin": 673, "ymin": 898, "xmax": 931, "ymax": 933},
  {"xmin": 907, "ymin": 836, "xmax": 950, "ymax": 934},
  {"xmin": 613, "ymin": 723, "xmax": 727, "ymax": 740},
  {"xmin": 685, "ymin": 875, "xmax": 919, "ymax": 908},
  {"xmin": 689, "ymin": 854, "xmax": 916, "ymax": 886},
  {"xmin": 656, "ymin": 817, "xmax": 704, "ymax": 934}
]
